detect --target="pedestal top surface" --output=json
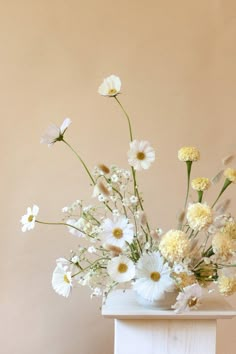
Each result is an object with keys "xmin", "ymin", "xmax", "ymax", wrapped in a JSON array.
[{"xmin": 102, "ymin": 289, "xmax": 236, "ymax": 320}]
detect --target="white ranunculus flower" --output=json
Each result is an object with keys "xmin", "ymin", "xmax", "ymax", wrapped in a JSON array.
[
  {"xmin": 107, "ymin": 255, "xmax": 135, "ymax": 283},
  {"xmin": 128, "ymin": 140, "xmax": 155, "ymax": 171},
  {"xmin": 40, "ymin": 117, "xmax": 71, "ymax": 146},
  {"xmin": 133, "ymin": 251, "xmax": 174, "ymax": 302},
  {"xmin": 98, "ymin": 75, "xmax": 121, "ymax": 97},
  {"xmin": 52, "ymin": 264, "xmax": 73, "ymax": 298},
  {"xmin": 20, "ymin": 205, "xmax": 39, "ymax": 232},
  {"xmin": 101, "ymin": 216, "xmax": 134, "ymax": 249}
]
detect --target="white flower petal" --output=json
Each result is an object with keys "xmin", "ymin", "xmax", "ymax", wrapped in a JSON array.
[{"xmin": 60, "ymin": 118, "xmax": 72, "ymax": 134}]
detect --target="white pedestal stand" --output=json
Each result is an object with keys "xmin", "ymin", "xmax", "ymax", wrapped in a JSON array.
[{"xmin": 102, "ymin": 290, "xmax": 236, "ymax": 354}]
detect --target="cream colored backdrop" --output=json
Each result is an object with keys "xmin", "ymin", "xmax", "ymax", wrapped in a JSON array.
[{"xmin": 1, "ymin": 1, "xmax": 236, "ymax": 353}]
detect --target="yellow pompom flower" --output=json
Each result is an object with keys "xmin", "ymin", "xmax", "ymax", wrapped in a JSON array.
[
  {"xmin": 173, "ymin": 272, "xmax": 196, "ymax": 289},
  {"xmin": 212, "ymin": 232, "xmax": 234, "ymax": 261},
  {"xmin": 159, "ymin": 230, "xmax": 190, "ymax": 263},
  {"xmin": 178, "ymin": 147, "xmax": 200, "ymax": 162},
  {"xmin": 221, "ymin": 221, "xmax": 236, "ymax": 240},
  {"xmin": 218, "ymin": 275, "xmax": 236, "ymax": 296},
  {"xmin": 191, "ymin": 177, "xmax": 211, "ymax": 192},
  {"xmin": 187, "ymin": 203, "xmax": 213, "ymax": 231},
  {"xmin": 224, "ymin": 168, "xmax": 236, "ymax": 183}
]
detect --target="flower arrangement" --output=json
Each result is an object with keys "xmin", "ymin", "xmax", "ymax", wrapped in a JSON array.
[{"xmin": 21, "ymin": 75, "xmax": 236, "ymax": 313}]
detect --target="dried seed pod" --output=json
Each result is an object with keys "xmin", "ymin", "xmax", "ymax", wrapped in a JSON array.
[{"xmin": 97, "ymin": 164, "xmax": 110, "ymax": 174}]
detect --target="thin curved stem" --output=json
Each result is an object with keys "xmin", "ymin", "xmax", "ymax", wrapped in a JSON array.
[
  {"xmin": 114, "ymin": 96, "xmax": 133, "ymax": 141},
  {"xmin": 62, "ymin": 139, "xmax": 95, "ymax": 185},
  {"xmin": 184, "ymin": 161, "xmax": 192, "ymax": 209},
  {"xmin": 36, "ymin": 220, "xmax": 88, "ymax": 236},
  {"xmin": 114, "ymin": 96, "xmax": 151, "ymax": 233},
  {"xmin": 212, "ymin": 179, "xmax": 232, "ymax": 208}
]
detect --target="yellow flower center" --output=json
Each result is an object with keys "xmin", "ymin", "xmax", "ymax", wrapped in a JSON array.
[
  {"xmin": 63, "ymin": 275, "xmax": 70, "ymax": 284},
  {"xmin": 113, "ymin": 228, "xmax": 123, "ymax": 239},
  {"xmin": 108, "ymin": 88, "xmax": 117, "ymax": 95},
  {"xmin": 137, "ymin": 152, "xmax": 145, "ymax": 160},
  {"xmin": 28, "ymin": 215, "xmax": 34, "ymax": 222},
  {"xmin": 187, "ymin": 296, "xmax": 198, "ymax": 308},
  {"xmin": 118, "ymin": 263, "xmax": 128, "ymax": 273},
  {"xmin": 150, "ymin": 271, "xmax": 161, "ymax": 282}
]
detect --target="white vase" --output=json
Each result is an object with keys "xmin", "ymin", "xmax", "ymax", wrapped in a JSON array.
[{"xmin": 134, "ymin": 290, "xmax": 178, "ymax": 310}]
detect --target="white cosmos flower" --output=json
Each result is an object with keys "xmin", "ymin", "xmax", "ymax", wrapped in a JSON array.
[
  {"xmin": 172, "ymin": 284, "xmax": 202, "ymax": 313},
  {"xmin": 20, "ymin": 205, "xmax": 39, "ymax": 232},
  {"xmin": 128, "ymin": 140, "xmax": 155, "ymax": 171},
  {"xmin": 133, "ymin": 251, "xmax": 174, "ymax": 302},
  {"xmin": 67, "ymin": 218, "xmax": 85, "ymax": 237},
  {"xmin": 98, "ymin": 75, "xmax": 121, "ymax": 97},
  {"xmin": 107, "ymin": 255, "xmax": 135, "ymax": 283},
  {"xmin": 101, "ymin": 216, "xmax": 134, "ymax": 248},
  {"xmin": 40, "ymin": 117, "xmax": 71, "ymax": 146},
  {"xmin": 52, "ymin": 264, "xmax": 73, "ymax": 298},
  {"xmin": 56, "ymin": 257, "xmax": 70, "ymax": 267}
]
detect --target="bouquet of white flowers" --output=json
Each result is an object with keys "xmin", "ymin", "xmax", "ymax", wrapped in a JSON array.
[{"xmin": 21, "ymin": 75, "xmax": 236, "ymax": 313}]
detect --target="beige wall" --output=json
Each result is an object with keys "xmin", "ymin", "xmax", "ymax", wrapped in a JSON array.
[{"xmin": 1, "ymin": 0, "xmax": 236, "ymax": 353}]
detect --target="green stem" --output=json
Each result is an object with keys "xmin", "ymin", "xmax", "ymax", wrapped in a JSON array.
[
  {"xmin": 212, "ymin": 179, "xmax": 232, "ymax": 208},
  {"xmin": 218, "ymin": 263, "xmax": 236, "ymax": 268},
  {"xmin": 62, "ymin": 139, "xmax": 95, "ymax": 185},
  {"xmin": 114, "ymin": 96, "xmax": 133, "ymax": 141},
  {"xmin": 36, "ymin": 220, "xmax": 88, "ymax": 236},
  {"xmin": 114, "ymin": 96, "xmax": 150, "ymax": 233},
  {"xmin": 62, "ymin": 141, "xmax": 114, "ymax": 212},
  {"xmin": 72, "ymin": 257, "xmax": 110, "ymax": 277},
  {"xmin": 198, "ymin": 191, "xmax": 203, "ymax": 203},
  {"xmin": 184, "ymin": 161, "xmax": 192, "ymax": 209},
  {"xmin": 102, "ymin": 175, "xmax": 128, "ymax": 217}
]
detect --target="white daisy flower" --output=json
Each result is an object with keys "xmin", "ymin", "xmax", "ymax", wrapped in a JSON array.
[
  {"xmin": 52, "ymin": 264, "xmax": 73, "ymax": 298},
  {"xmin": 98, "ymin": 75, "xmax": 121, "ymax": 97},
  {"xmin": 62, "ymin": 206, "xmax": 69, "ymax": 213},
  {"xmin": 173, "ymin": 263, "xmax": 189, "ymax": 274},
  {"xmin": 107, "ymin": 255, "xmax": 135, "ymax": 283},
  {"xmin": 128, "ymin": 140, "xmax": 155, "ymax": 171},
  {"xmin": 71, "ymin": 255, "xmax": 79, "ymax": 264},
  {"xmin": 133, "ymin": 251, "xmax": 174, "ymax": 302},
  {"xmin": 20, "ymin": 205, "xmax": 39, "ymax": 232},
  {"xmin": 67, "ymin": 218, "xmax": 85, "ymax": 237},
  {"xmin": 172, "ymin": 284, "xmax": 202, "ymax": 313},
  {"xmin": 112, "ymin": 209, "xmax": 120, "ymax": 217},
  {"xmin": 88, "ymin": 246, "xmax": 96, "ymax": 253},
  {"xmin": 40, "ymin": 117, "xmax": 71, "ymax": 146},
  {"xmin": 130, "ymin": 195, "xmax": 138, "ymax": 204},
  {"xmin": 98, "ymin": 194, "xmax": 106, "ymax": 202},
  {"xmin": 101, "ymin": 216, "xmax": 134, "ymax": 248},
  {"xmin": 83, "ymin": 205, "xmax": 92, "ymax": 212},
  {"xmin": 111, "ymin": 174, "xmax": 119, "ymax": 183}
]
